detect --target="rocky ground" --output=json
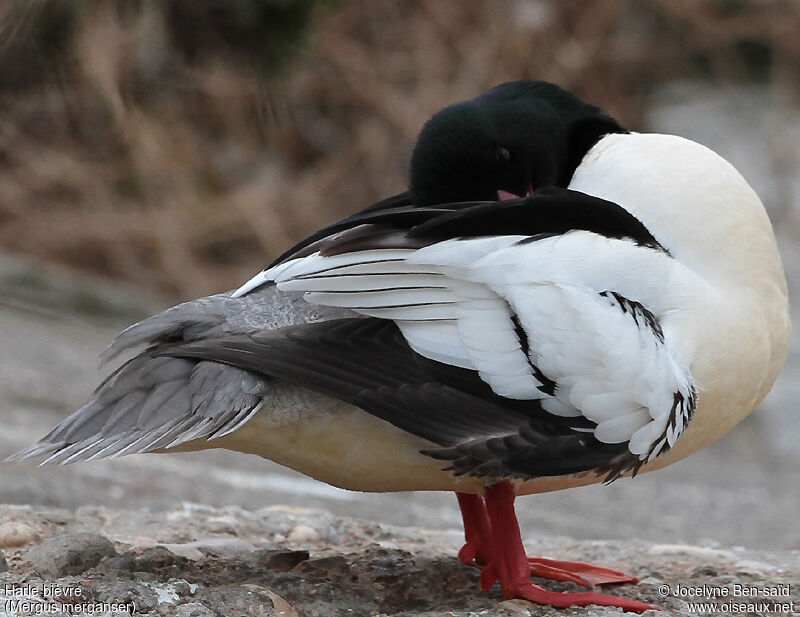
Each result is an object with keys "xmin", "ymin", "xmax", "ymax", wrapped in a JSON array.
[{"xmin": 0, "ymin": 502, "xmax": 798, "ymax": 617}]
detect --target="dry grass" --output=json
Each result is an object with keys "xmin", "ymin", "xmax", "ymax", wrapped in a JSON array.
[{"xmin": 1, "ymin": 0, "xmax": 799, "ymax": 298}]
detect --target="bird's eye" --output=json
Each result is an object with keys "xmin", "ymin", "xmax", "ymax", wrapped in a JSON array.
[{"xmin": 495, "ymin": 147, "xmax": 511, "ymax": 165}]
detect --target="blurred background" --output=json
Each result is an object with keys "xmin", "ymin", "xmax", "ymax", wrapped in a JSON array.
[{"xmin": 1, "ymin": 0, "xmax": 799, "ymax": 550}]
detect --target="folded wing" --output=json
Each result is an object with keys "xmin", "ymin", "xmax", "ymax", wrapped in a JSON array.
[{"xmin": 15, "ymin": 188, "xmax": 699, "ymax": 482}]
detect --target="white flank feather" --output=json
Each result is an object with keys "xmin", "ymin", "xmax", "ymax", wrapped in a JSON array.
[{"xmin": 272, "ymin": 230, "xmax": 700, "ymax": 459}]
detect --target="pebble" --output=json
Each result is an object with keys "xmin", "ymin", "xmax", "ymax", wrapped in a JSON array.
[
  {"xmin": 647, "ymin": 544, "xmax": 736, "ymax": 561},
  {"xmin": 0, "ymin": 522, "xmax": 39, "ymax": 547},
  {"xmin": 172, "ymin": 603, "xmax": 216, "ymax": 617},
  {"xmin": 287, "ymin": 525, "xmax": 320, "ymax": 543},
  {"xmin": 498, "ymin": 599, "xmax": 535, "ymax": 615},
  {"xmin": 159, "ymin": 537, "xmax": 257, "ymax": 561},
  {"xmin": 325, "ymin": 524, "xmax": 341, "ymax": 545},
  {"xmin": 735, "ymin": 558, "xmax": 780, "ymax": 574},
  {"xmin": 195, "ymin": 583, "xmax": 285, "ymax": 616},
  {"xmin": 264, "ymin": 589, "xmax": 299, "ymax": 617},
  {"xmin": 91, "ymin": 579, "xmax": 159, "ymax": 613},
  {"xmin": 258, "ymin": 506, "xmax": 335, "ymax": 539},
  {"xmin": 295, "ymin": 555, "xmax": 349, "ymax": 578},
  {"xmin": 0, "ymin": 549, "xmax": 7, "ymax": 572},
  {"xmin": 25, "ymin": 532, "xmax": 117, "ymax": 577},
  {"xmin": 690, "ymin": 564, "xmax": 718, "ymax": 577},
  {"xmin": 254, "ymin": 549, "xmax": 310, "ymax": 572}
]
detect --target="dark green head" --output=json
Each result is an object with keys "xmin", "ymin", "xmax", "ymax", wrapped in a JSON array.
[{"xmin": 409, "ymin": 81, "xmax": 626, "ymax": 206}]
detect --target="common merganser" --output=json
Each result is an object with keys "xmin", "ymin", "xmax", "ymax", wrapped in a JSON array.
[{"xmin": 13, "ymin": 81, "xmax": 790, "ymax": 612}]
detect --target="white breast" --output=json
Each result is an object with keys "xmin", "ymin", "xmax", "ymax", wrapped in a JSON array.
[{"xmin": 568, "ymin": 133, "xmax": 790, "ymax": 460}]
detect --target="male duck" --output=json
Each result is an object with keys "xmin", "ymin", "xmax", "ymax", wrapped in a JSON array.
[{"xmin": 14, "ymin": 81, "xmax": 790, "ymax": 612}]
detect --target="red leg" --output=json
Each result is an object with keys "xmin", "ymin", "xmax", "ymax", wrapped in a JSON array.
[
  {"xmin": 456, "ymin": 492, "xmax": 492, "ymax": 565},
  {"xmin": 455, "ymin": 491, "xmax": 638, "ymax": 588},
  {"xmin": 473, "ymin": 482, "xmax": 655, "ymax": 612}
]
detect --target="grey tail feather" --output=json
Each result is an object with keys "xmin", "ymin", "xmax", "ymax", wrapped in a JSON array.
[
  {"xmin": 99, "ymin": 282, "xmax": 355, "ymax": 365},
  {"xmin": 12, "ymin": 283, "xmax": 353, "ymax": 465},
  {"xmin": 99, "ymin": 294, "xmax": 232, "ymax": 365},
  {"xmin": 10, "ymin": 343, "xmax": 269, "ymax": 466}
]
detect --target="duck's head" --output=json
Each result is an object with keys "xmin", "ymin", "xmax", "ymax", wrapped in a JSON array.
[{"xmin": 409, "ymin": 81, "xmax": 627, "ymax": 206}]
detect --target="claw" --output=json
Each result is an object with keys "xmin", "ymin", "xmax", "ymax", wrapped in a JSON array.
[
  {"xmin": 479, "ymin": 563, "xmax": 498, "ymax": 592},
  {"xmin": 456, "ymin": 492, "xmax": 492, "ymax": 565},
  {"xmin": 458, "ymin": 541, "xmax": 477, "ymax": 565}
]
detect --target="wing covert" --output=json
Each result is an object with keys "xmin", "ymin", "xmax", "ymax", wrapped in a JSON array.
[{"xmin": 257, "ymin": 227, "xmax": 698, "ymax": 479}]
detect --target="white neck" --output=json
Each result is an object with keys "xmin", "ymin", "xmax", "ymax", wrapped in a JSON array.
[
  {"xmin": 569, "ymin": 133, "xmax": 790, "ymax": 446},
  {"xmin": 570, "ymin": 133, "xmax": 788, "ymax": 306}
]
